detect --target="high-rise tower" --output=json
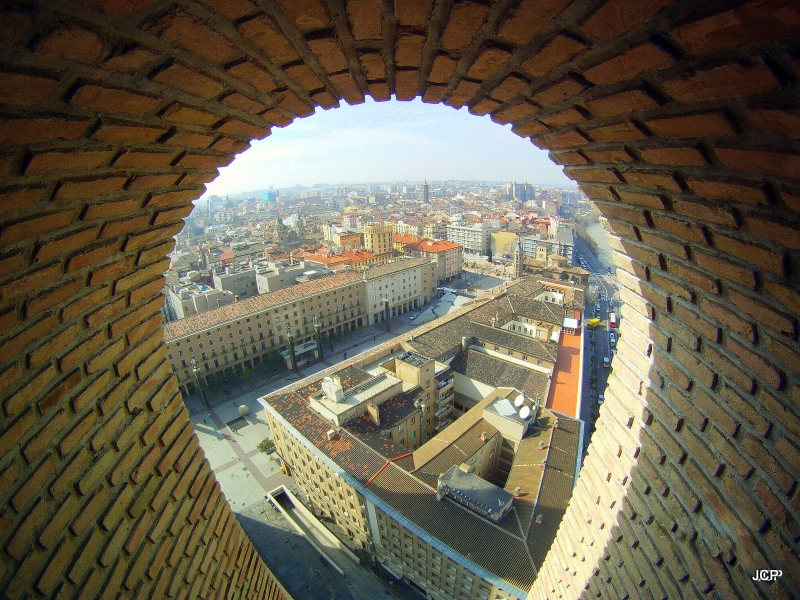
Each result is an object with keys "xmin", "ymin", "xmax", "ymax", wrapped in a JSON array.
[{"xmin": 514, "ymin": 236, "xmax": 524, "ymax": 279}]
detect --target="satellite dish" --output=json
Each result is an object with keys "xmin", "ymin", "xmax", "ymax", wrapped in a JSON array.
[
  {"xmin": 519, "ymin": 406, "xmax": 531, "ymax": 420},
  {"xmin": 514, "ymin": 394, "xmax": 525, "ymax": 407}
]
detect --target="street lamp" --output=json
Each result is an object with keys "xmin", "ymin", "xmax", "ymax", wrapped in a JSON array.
[
  {"xmin": 382, "ymin": 297, "xmax": 390, "ymax": 332},
  {"xmin": 313, "ymin": 315, "xmax": 323, "ymax": 361},
  {"xmin": 285, "ymin": 323, "xmax": 297, "ymax": 371},
  {"xmin": 191, "ymin": 357, "xmax": 209, "ymax": 408}
]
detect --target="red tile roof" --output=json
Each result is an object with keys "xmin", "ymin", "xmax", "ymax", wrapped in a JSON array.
[{"xmin": 406, "ymin": 239, "xmax": 462, "ymax": 253}]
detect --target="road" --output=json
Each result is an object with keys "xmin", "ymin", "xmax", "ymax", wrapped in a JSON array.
[{"xmin": 574, "ymin": 250, "xmax": 621, "ymax": 455}]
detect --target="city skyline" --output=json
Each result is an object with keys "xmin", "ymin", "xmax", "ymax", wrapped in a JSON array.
[{"xmin": 202, "ymin": 97, "xmax": 574, "ymax": 198}]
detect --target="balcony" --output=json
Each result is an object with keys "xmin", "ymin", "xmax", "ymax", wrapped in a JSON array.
[
  {"xmin": 436, "ymin": 377, "xmax": 454, "ymax": 390},
  {"xmin": 435, "ymin": 418, "xmax": 453, "ymax": 431},
  {"xmin": 435, "ymin": 405, "xmax": 453, "ymax": 419},
  {"xmin": 436, "ymin": 392, "xmax": 452, "ymax": 405}
]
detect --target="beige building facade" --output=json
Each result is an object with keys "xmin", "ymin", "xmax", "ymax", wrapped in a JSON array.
[{"xmin": 364, "ymin": 222, "xmax": 394, "ymax": 256}]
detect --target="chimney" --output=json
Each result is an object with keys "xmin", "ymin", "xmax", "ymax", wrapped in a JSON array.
[
  {"xmin": 461, "ymin": 336, "xmax": 468, "ymax": 351},
  {"xmin": 326, "ymin": 429, "xmax": 337, "ymax": 441},
  {"xmin": 480, "ymin": 431, "xmax": 487, "ymax": 442}
]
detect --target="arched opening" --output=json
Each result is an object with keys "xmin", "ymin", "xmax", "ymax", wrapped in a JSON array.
[{"xmin": 0, "ymin": 2, "xmax": 798, "ymax": 599}]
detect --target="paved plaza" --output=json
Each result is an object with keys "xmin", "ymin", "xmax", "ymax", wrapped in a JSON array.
[{"xmin": 182, "ymin": 317, "xmax": 428, "ymax": 600}]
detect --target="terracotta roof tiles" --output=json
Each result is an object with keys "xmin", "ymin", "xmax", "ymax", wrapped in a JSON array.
[{"xmin": 163, "ymin": 270, "xmax": 361, "ymax": 340}]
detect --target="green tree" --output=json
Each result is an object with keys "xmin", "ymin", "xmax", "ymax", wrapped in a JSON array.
[{"xmin": 487, "ymin": 246, "xmax": 493, "ymax": 263}]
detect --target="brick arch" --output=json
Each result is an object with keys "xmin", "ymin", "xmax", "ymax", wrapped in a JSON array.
[{"xmin": 0, "ymin": 1, "xmax": 798, "ymax": 599}]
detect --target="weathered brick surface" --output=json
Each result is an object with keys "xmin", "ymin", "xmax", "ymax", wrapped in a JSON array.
[{"xmin": 1, "ymin": 1, "xmax": 799, "ymax": 600}]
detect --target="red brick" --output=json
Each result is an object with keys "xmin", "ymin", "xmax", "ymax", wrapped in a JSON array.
[
  {"xmin": 160, "ymin": 103, "xmax": 219, "ymax": 127},
  {"xmin": 446, "ymin": 80, "xmax": 481, "ymax": 108},
  {"xmin": 585, "ymin": 44, "xmax": 673, "ymax": 85},
  {"xmin": 8, "ymin": 500, "xmax": 50, "ymax": 562},
  {"xmin": 640, "ymin": 147, "xmax": 706, "ymax": 167},
  {"xmin": 54, "ymin": 176, "xmax": 129, "ymax": 202},
  {"xmin": 158, "ymin": 12, "xmax": 235, "ymax": 63},
  {"xmin": 37, "ymin": 27, "xmax": 104, "ymax": 64},
  {"xmin": 427, "ymin": 55, "xmax": 454, "ymax": 84},
  {"xmin": 531, "ymin": 79, "xmax": 586, "ymax": 106},
  {"xmin": 440, "ymin": 1, "xmax": 488, "ymax": 49},
  {"xmin": 238, "ymin": 15, "xmax": 298, "ymax": 63},
  {"xmin": 749, "ymin": 107, "xmax": 800, "ymax": 138},
  {"xmin": 534, "ymin": 129, "xmax": 588, "ymax": 150},
  {"xmin": 587, "ymin": 89, "xmax": 660, "ymax": 118},
  {"xmin": 0, "ymin": 210, "xmax": 75, "ymax": 245},
  {"xmin": 727, "ymin": 338, "xmax": 783, "ymax": 391},
  {"xmin": 584, "ymin": 148, "xmax": 632, "ymax": 164},
  {"xmin": 499, "ymin": 0, "xmax": 570, "ymax": 44},
  {"xmin": 744, "ymin": 216, "xmax": 800, "ymax": 251},
  {"xmin": 664, "ymin": 61, "xmax": 778, "ymax": 102},
  {"xmin": 91, "ymin": 123, "xmax": 166, "ymax": 144},
  {"xmin": 0, "ymin": 187, "xmax": 45, "ymax": 214},
  {"xmin": 0, "ymin": 73, "xmax": 59, "ymax": 105},
  {"xmin": 717, "ymin": 147, "xmax": 800, "ymax": 181},
  {"xmin": 0, "ymin": 118, "xmax": 87, "ymax": 147},
  {"xmin": 113, "ymin": 150, "xmax": 177, "ymax": 169},
  {"xmin": 521, "ymin": 34, "xmax": 585, "ymax": 77},
  {"xmin": 71, "ymin": 85, "xmax": 161, "ymax": 115},
  {"xmin": 1, "ymin": 263, "xmax": 63, "ymax": 304},
  {"xmin": 153, "ymin": 64, "xmax": 224, "ymax": 100},
  {"xmin": 713, "ymin": 233, "xmax": 784, "ymax": 275},
  {"xmin": 581, "ymin": 0, "xmax": 675, "ymax": 38},
  {"xmin": 693, "ymin": 249, "xmax": 756, "ymax": 289},
  {"xmin": 728, "ymin": 288, "xmax": 794, "ymax": 337},
  {"xmin": 645, "ymin": 112, "xmax": 736, "ymax": 137},
  {"xmin": 673, "ymin": 5, "xmax": 800, "ymax": 55},
  {"xmin": 66, "ymin": 242, "xmax": 120, "ymax": 273},
  {"xmin": 540, "ymin": 108, "xmax": 585, "ymax": 127},
  {"xmin": 12, "ymin": 455, "xmax": 57, "ymax": 510},
  {"xmin": 26, "ymin": 150, "xmax": 113, "ymax": 175},
  {"xmin": 622, "ymin": 171, "xmax": 681, "ymax": 192},
  {"xmin": 227, "ymin": 61, "xmax": 278, "ymax": 93},
  {"xmin": 588, "ymin": 121, "xmax": 647, "ymax": 141},
  {"xmin": 0, "ymin": 11, "xmax": 31, "ymax": 47}
]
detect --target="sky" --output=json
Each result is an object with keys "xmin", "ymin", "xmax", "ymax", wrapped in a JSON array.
[{"xmin": 202, "ymin": 97, "xmax": 574, "ymax": 198}]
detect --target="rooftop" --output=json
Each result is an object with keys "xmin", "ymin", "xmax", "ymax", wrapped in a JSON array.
[
  {"xmin": 362, "ymin": 257, "xmax": 430, "ymax": 279},
  {"xmin": 472, "ymin": 322, "xmax": 559, "ymax": 363},
  {"xmin": 163, "ymin": 270, "xmax": 361, "ymax": 341},
  {"xmin": 450, "ymin": 350, "xmax": 550, "ymax": 403}
]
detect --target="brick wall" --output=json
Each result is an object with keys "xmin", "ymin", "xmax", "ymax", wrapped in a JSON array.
[{"xmin": 0, "ymin": 1, "xmax": 798, "ymax": 599}]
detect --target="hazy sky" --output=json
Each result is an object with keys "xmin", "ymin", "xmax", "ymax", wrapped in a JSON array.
[{"xmin": 202, "ymin": 97, "xmax": 574, "ymax": 197}]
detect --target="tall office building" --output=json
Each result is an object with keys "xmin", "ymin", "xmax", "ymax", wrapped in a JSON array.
[{"xmin": 364, "ymin": 222, "xmax": 394, "ymax": 256}]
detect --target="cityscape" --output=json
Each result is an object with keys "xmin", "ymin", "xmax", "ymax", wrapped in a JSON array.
[{"xmin": 164, "ymin": 178, "xmax": 619, "ymax": 600}]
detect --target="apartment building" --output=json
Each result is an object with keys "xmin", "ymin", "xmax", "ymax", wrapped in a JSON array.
[
  {"xmin": 363, "ymin": 258, "xmax": 436, "ymax": 325},
  {"xmin": 404, "ymin": 238, "xmax": 463, "ymax": 283},
  {"xmin": 364, "ymin": 222, "xmax": 393, "ymax": 256},
  {"xmin": 163, "ymin": 270, "xmax": 365, "ymax": 396},
  {"xmin": 164, "ymin": 283, "xmax": 234, "ymax": 321},
  {"xmin": 262, "ymin": 351, "xmax": 579, "ymax": 600},
  {"xmin": 212, "ymin": 267, "xmax": 259, "ymax": 300},
  {"xmin": 392, "ymin": 232, "xmax": 420, "ymax": 254},
  {"xmin": 445, "ymin": 222, "xmax": 495, "ymax": 255},
  {"xmin": 254, "ymin": 260, "xmax": 334, "ymax": 293}
]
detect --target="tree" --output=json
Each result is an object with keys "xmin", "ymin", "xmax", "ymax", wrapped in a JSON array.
[{"xmin": 486, "ymin": 246, "xmax": 493, "ymax": 264}]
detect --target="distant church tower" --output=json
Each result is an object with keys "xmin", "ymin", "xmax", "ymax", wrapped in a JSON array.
[
  {"xmin": 423, "ymin": 180, "xmax": 430, "ymax": 204},
  {"xmin": 514, "ymin": 236, "xmax": 524, "ymax": 279}
]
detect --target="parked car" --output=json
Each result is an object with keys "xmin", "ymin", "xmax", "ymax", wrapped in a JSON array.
[
  {"xmin": 609, "ymin": 332, "xmax": 617, "ymax": 346},
  {"xmin": 597, "ymin": 394, "xmax": 604, "ymax": 405},
  {"xmin": 603, "ymin": 356, "xmax": 611, "ymax": 368}
]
